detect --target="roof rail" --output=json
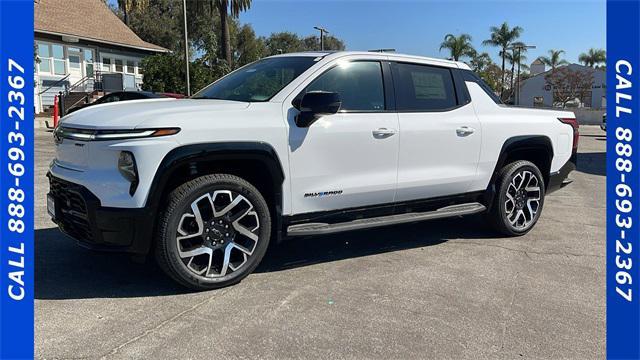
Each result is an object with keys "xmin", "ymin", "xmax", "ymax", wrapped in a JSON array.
[{"xmin": 368, "ymin": 48, "xmax": 396, "ymax": 53}]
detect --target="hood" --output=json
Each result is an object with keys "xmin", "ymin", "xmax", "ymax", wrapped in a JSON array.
[{"xmin": 59, "ymin": 98, "xmax": 251, "ymax": 130}]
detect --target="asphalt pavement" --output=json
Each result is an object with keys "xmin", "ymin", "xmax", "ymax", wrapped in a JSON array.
[{"xmin": 35, "ymin": 126, "xmax": 606, "ymax": 359}]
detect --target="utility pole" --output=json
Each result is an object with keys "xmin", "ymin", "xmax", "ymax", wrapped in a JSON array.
[
  {"xmin": 182, "ymin": 0, "xmax": 191, "ymax": 96},
  {"xmin": 507, "ymin": 44, "xmax": 535, "ymax": 105},
  {"xmin": 314, "ymin": 26, "xmax": 328, "ymax": 51}
]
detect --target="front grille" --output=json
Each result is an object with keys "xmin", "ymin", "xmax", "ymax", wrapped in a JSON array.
[{"xmin": 49, "ymin": 176, "xmax": 93, "ymax": 242}]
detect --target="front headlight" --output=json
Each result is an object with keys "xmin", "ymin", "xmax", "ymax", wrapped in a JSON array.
[
  {"xmin": 54, "ymin": 127, "xmax": 180, "ymax": 141},
  {"xmin": 118, "ymin": 151, "xmax": 139, "ymax": 195}
]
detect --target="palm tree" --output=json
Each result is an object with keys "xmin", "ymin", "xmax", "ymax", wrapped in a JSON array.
[
  {"xmin": 215, "ymin": 0, "xmax": 252, "ymax": 67},
  {"xmin": 116, "ymin": 0, "xmax": 148, "ymax": 26},
  {"xmin": 439, "ymin": 33, "xmax": 476, "ymax": 61},
  {"xmin": 505, "ymin": 43, "xmax": 528, "ymax": 97},
  {"xmin": 579, "ymin": 48, "xmax": 606, "ymax": 68},
  {"xmin": 538, "ymin": 49, "xmax": 568, "ymax": 71},
  {"xmin": 482, "ymin": 22, "xmax": 523, "ymax": 97}
]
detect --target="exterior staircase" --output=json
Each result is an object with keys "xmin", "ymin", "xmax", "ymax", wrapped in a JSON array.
[{"xmin": 62, "ymin": 90, "xmax": 105, "ymax": 113}]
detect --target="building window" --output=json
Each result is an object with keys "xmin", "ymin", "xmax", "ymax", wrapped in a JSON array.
[
  {"xmin": 84, "ymin": 49, "xmax": 94, "ymax": 77},
  {"xmin": 126, "ymin": 60, "xmax": 135, "ymax": 74},
  {"xmin": 52, "ymin": 44, "xmax": 66, "ymax": 75},
  {"xmin": 115, "ymin": 59, "xmax": 123, "ymax": 72},
  {"xmin": 137, "ymin": 63, "xmax": 143, "ymax": 75},
  {"xmin": 102, "ymin": 58, "xmax": 111, "ymax": 72},
  {"xmin": 69, "ymin": 55, "xmax": 81, "ymax": 69},
  {"xmin": 37, "ymin": 43, "xmax": 51, "ymax": 73}
]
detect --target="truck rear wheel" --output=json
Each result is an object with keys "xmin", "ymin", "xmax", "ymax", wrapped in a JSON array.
[
  {"xmin": 487, "ymin": 160, "xmax": 545, "ymax": 236},
  {"xmin": 155, "ymin": 174, "xmax": 271, "ymax": 290}
]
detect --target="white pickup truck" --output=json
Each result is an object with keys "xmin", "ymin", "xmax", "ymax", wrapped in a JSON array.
[{"xmin": 48, "ymin": 51, "xmax": 578, "ymax": 290}]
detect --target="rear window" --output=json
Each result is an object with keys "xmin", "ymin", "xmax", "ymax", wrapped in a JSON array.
[
  {"xmin": 391, "ymin": 62, "xmax": 457, "ymax": 111},
  {"xmin": 461, "ymin": 70, "xmax": 503, "ymax": 104}
]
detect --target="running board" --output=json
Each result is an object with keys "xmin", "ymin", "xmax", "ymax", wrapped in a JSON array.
[{"xmin": 287, "ymin": 202, "xmax": 487, "ymax": 236}]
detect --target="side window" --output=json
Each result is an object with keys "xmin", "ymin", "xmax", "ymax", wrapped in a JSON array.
[
  {"xmin": 392, "ymin": 63, "xmax": 457, "ymax": 111},
  {"xmin": 129, "ymin": 93, "xmax": 148, "ymax": 100},
  {"xmin": 101, "ymin": 94, "xmax": 120, "ymax": 103},
  {"xmin": 304, "ymin": 61, "xmax": 385, "ymax": 111}
]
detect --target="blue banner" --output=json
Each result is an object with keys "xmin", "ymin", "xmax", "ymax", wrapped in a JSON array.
[
  {"xmin": 607, "ymin": 0, "xmax": 640, "ymax": 359},
  {"xmin": 0, "ymin": 0, "xmax": 35, "ymax": 359}
]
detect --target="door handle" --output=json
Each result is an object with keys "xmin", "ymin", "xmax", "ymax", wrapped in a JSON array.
[
  {"xmin": 456, "ymin": 126, "xmax": 475, "ymax": 137},
  {"xmin": 372, "ymin": 128, "xmax": 397, "ymax": 138}
]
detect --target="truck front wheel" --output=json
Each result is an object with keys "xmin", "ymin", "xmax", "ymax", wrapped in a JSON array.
[
  {"xmin": 487, "ymin": 160, "xmax": 546, "ymax": 236},
  {"xmin": 155, "ymin": 174, "xmax": 271, "ymax": 290}
]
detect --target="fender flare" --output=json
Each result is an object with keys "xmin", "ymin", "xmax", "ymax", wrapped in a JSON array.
[
  {"xmin": 146, "ymin": 141, "xmax": 285, "ymax": 209},
  {"xmin": 494, "ymin": 135, "xmax": 554, "ymax": 174},
  {"xmin": 132, "ymin": 142, "xmax": 286, "ymax": 254},
  {"xmin": 484, "ymin": 135, "xmax": 554, "ymax": 207}
]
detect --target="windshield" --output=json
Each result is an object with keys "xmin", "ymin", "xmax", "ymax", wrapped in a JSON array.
[{"xmin": 193, "ymin": 56, "xmax": 319, "ymax": 102}]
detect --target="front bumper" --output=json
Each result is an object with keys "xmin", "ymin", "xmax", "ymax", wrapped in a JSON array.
[
  {"xmin": 547, "ymin": 153, "xmax": 577, "ymax": 194},
  {"xmin": 47, "ymin": 173, "xmax": 154, "ymax": 254}
]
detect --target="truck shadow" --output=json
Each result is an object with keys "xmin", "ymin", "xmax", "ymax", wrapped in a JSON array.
[
  {"xmin": 576, "ymin": 152, "xmax": 605, "ymax": 177},
  {"xmin": 35, "ymin": 215, "xmax": 496, "ymax": 300},
  {"xmin": 35, "ymin": 227, "xmax": 187, "ymax": 300},
  {"xmin": 257, "ymin": 216, "xmax": 494, "ymax": 273}
]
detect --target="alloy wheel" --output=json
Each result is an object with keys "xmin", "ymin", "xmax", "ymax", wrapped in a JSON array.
[
  {"xmin": 504, "ymin": 170, "xmax": 541, "ymax": 230},
  {"xmin": 175, "ymin": 190, "xmax": 260, "ymax": 278}
]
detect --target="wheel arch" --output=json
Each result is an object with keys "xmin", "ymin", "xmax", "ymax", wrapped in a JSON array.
[
  {"xmin": 484, "ymin": 135, "xmax": 553, "ymax": 208},
  {"xmin": 142, "ymin": 142, "xmax": 286, "ymax": 253}
]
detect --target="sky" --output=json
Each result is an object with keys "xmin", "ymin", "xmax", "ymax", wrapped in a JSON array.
[
  {"xmin": 238, "ymin": 0, "xmax": 606, "ymax": 66},
  {"xmin": 109, "ymin": 0, "xmax": 606, "ymax": 66}
]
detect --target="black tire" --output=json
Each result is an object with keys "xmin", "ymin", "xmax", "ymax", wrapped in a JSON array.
[
  {"xmin": 155, "ymin": 174, "xmax": 271, "ymax": 290},
  {"xmin": 487, "ymin": 160, "xmax": 545, "ymax": 236}
]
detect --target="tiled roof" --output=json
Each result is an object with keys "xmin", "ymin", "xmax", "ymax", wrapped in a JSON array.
[{"xmin": 34, "ymin": 0, "xmax": 167, "ymax": 52}]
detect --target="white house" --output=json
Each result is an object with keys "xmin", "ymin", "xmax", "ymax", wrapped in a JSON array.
[{"xmin": 34, "ymin": 0, "xmax": 167, "ymax": 113}]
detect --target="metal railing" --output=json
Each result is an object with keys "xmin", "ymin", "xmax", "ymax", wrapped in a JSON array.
[
  {"xmin": 64, "ymin": 70, "xmax": 103, "ymax": 95},
  {"xmin": 37, "ymin": 74, "xmax": 70, "ymax": 95}
]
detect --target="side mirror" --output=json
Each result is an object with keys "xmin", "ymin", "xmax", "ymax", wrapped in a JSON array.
[{"xmin": 295, "ymin": 91, "xmax": 341, "ymax": 127}]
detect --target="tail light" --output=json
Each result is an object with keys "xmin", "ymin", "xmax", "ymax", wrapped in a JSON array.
[{"xmin": 558, "ymin": 117, "xmax": 579, "ymax": 153}]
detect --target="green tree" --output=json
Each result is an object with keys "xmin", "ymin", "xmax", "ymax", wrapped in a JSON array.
[
  {"xmin": 234, "ymin": 24, "xmax": 267, "ymax": 66},
  {"xmin": 479, "ymin": 64, "xmax": 503, "ymax": 93},
  {"xmin": 482, "ymin": 22, "xmax": 523, "ymax": 97},
  {"xmin": 545, "ymin": 66, "xmax": 594, "ymax": 107},
  {"xmin": 579, "ymin": 48, "xmax": 606, "ymax": 68},
  {"xmin": 214, "ymin": 0, "xmax": 252, "ymax": 67},
  {"xmin": 262, "ymin": 32, "xmax": 347, "ymax": 56},
  {"xmin": 116, "ymin": 0, "xmax": 149, "ymax": 25},
  {"xmin": 123, "ymin": 0, "xmax": 215, "ymax": 53},
  {"xmin": 141, "ymin": 53, "xmax": 228, "ymax": 95},
  {"xmin": 470, "ymin": 52, "xmax": 492, "ymax": 72},
  {"xmin": 439, "ymin": 33, "xmax": 476, "ymax": 61},
  {"xmin": 538, "ymin": 49, "xmax": 568, "ymax": 71},
  {"xmin": 263, "ymin": 32, "xmax": 304, "ymax": 55},
  {"xmin": 302, "ymin": 35, "xmax": 346, "ymax": 51}
]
